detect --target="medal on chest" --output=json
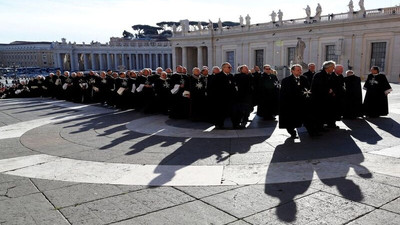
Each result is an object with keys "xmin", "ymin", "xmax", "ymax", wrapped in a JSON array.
[
  {"xmin": 303, "ymin": 88, "xmax": 311, "ymax": 98},
  {"xmin": 370, "ymin": 78, "xmax": 378, "ymax": 85},
  {"xmin": 195, "ymin": 81, "xmax": 203, "ymax": 89},
  {"xmin": 163, "ymin": 81, "xmax": 170, "ymax": 88}
]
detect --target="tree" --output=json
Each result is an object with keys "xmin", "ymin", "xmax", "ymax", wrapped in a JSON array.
[
  {"xmin": 131, "ymin": 24, "xmax": 163, "ymax": 38},
  {"xmin": 122, "ymin": 30, "xmax": 134, "ymax": 39}
]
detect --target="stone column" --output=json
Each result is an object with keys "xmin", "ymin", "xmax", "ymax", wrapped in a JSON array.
[
  {"xmin": 99, "ymin": 54, "xmax": 104, "ymax": 70},
  {"xmin": 353, "ymin": 35, "xmax": 364, "ymax": 80},
  {"xmin": 135, "ymin": 54, "xmax": 139, "ymax": 70},
  {"xmin": 172, "ymin": 48, "xmax": 177, "ymax": 70},
  {"xmin": 70, "ymin": 52, "xmax": 78, "ymax": 71},
  {"xmin": 91, "ymin": 53, "xmax": 95, "ymax": 70},
  {"xmin": 391, "ymin": 32, "xmax": 400, "ymax": 82},
  {"xmin": 182, "ymin": 47, "xmax": 188, "ymax": 68},
  {"xmin": 161, "ymin": 53, "xmax": 166, "ymax": 69},
  {"xmin": 155, "ymin": 54, "xmax": 159, "ymax": 68},
  {"xmin": 149, "ymin": 54, "xmax": 153, "ymax": 69},
  {"xmin": 129, "ymin": 54, "xmax": 133, "ymax": 70},
  {"xmin": 55, "ymin": 53, "xmax": 61, "ymax": 69},
  {"xmin": 168, "ymin": 53, "xmax": 172, "ymax": 69},
  {"xmin": 197, "ymin": 46, "xmax": 203, "ymax": 67},
  {"xmin": 83, "ymin": 54, "xmax": 89, "ymax": 71},
  {"xmin": 107, "ymin": 54, "xmax": 112, "ymax": 70},
  {"xmin": 207, "ymin": 46, "xmax": 213, "ymax": 68},
  {"xmin": 114, "ymin": 53, "xmax": 118, "ymax": 70}
]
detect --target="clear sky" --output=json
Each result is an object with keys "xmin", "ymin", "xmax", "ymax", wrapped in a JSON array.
[{"xmin": 0, "ymin": 0, "xmax": 398, "ymax": 44}]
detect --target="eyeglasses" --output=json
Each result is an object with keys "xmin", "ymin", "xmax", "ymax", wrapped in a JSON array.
[{"xmin": 264, "ymin": 68, "xmax": 271, "ymax": 70}]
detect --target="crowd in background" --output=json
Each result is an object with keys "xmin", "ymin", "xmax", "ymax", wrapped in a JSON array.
[{"xmin": 0, "ymin": 61, "xmax": 393, "ymax": 137}]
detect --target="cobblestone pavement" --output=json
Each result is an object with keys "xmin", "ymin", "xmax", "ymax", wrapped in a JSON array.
[{"xmin": 1, "ymin": 84, "xmax": 400, "ymax": 224}]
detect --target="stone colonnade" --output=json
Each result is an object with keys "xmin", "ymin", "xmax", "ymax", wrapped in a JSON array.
[{"xmin": 55, "ymin": 51, "xmax": 173, "ymax": 72}]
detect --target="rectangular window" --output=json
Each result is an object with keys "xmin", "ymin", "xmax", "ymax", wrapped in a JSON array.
[
  {"xmin": 255, "ymin": 49, "xmax": 264, "ymax": 69},
  {"xmin": 287, "ymin": 47, "xmax": 295, "ymax": 66},
  {"xmin": 226, "ymin": 51, "xmax": 235, "ymax": 69},
  {"xmin": 325, "ymin": 45, "xmax": 338, "ymax": 62},
  {"xmin": 370, "ymin": 42, "xmax": 386, "ymax": 72}
]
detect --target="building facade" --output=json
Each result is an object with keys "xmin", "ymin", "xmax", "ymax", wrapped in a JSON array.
[
  {"xmin": 0, "ymin": 41, "xmax": 55, "ymax": 68},
  {"xmin": 0, "ymin": 38, "xmax": 173, "ymax": 72},
  {"xmin": 170, "ymin": 5, "xmax": 400, "ymax": 82}
]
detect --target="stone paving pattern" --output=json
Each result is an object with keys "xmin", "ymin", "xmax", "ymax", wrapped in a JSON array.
[{"xmin": 0, "ymin": 83, "xmax": 400, "ymax": 224}]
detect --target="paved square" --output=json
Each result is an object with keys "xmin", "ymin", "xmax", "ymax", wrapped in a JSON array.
[{"xmin": 1, "ymin": 83, "xmax": 400, "ymax": 224}]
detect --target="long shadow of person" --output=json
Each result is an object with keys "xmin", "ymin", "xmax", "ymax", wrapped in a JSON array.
[
  {"xmin": 265, "ymin": 127, "xmax": 372, "ymax": 222},
  {"xmin": 365, "ymin": 117, "xmax": 400, "ymax": 138},
  {"xmin": 265, "ymin": 138, "xmax": 313, "ymax": 222},
  {"xmin": 341, "ymin": 118, "xmax": 382, "ymax": 144},
  {"xmin": 148, "ymin": 117, "xmax": 277, "ymax": 186}
]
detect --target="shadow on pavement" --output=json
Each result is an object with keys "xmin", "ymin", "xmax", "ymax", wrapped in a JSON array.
[{"xmin": 265, "ymin": 124, "xmax": 376, "ymax": 222}]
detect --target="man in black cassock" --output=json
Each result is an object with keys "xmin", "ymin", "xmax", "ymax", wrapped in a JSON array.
[
  {"xmin": 302, "ymin": 63, "xmax": 316, "ymax": 85},
  {"xmin": 363, "ymin": 66, "xmax": 392, "ymax": 117},
  {"xmin": 326, "ymin": 64, "xmax": 346, "ymax": 128},
  {"xmin": 153, "ymin": 71, "xmax": 172, "ymax": 114},
  {"xmin": 184, "ymin": 67, "xmax": 207, "ymax": 121},
  {"xmin": 279, "ymin": 64, "xmax": 312, "ymax": 138},
  {"xmin": 95, "ymin": 71, "xmax": 111, "ymax": 105},
  {"xmin": 208, "ymin": 62, "xmax": 237, "ymax": 129},
  {"xmin": 254, "ymin": 64, "xmax": 280, "ymax": 120},
  {"xmin": 343, "ymin": 70, "xmax": 363, "ymax": 119},
  {"xmin": 54, "ymin": 70, "xmax": 65, "ymax": 100},
  {"xmin": 310, "ymin": 60, "xmax": 336, "ymax": 132},
  {"xmin": 169, "ymin": 65, "xmax": 189, "ymax": 119},
  {"xmin": 136, "ymin": 69, "xmax": 156, "ymax": 113},
  {"xmin": 86, "ymin": 70, "xmax": 100, "ymax": 103},
  {"xmin": 73, "ymin": 72, "xmax": 89, "ymax": 103},
  {"xmin": 232, "ymin": 65, "xmax": 254, "ymax": 129},
  {"xmin": 126, "ymin": 71, "xmax": 139, "ymax": 109}
]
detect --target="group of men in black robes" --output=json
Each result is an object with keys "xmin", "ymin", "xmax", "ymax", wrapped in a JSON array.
[
  {"xmin": 279, "ymin": 61, "xmax": 392, "ymax": 138},
  {"xmin": 1, "ymin": 60, "xmax": 392, "ymax": 136}
]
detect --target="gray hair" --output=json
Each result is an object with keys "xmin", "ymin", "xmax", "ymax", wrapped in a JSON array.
[
  {"xmin": 237, "ymin": 64, "xmax": 248, "ymax": 73},
  {"xmin": 290, "ymin": 64, "xmax": 302, "ymax": 71},
  {"xmin": 263, "ymin": 64, "xmax": 272, "ymax": 69},
  {"xmin": 192, "ymin": 67, "xmax": 200, "ymax": 73},
  {"xmin": 221, "ymin": 62, "xmax": 231, "ymax": 68},
  {"xmin": 346, "ymin": 70, "xmax": 354, "ymax": 75},
  {"xmin": 322, "ymin": 60, "xmax": 336, "ymax": 69}
]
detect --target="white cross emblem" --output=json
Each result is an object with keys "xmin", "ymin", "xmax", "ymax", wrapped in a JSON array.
[
  {"xmin": 163, "ymin": 82, "xmax": 170, "ymax": 88},
  {"xmin": 303, "ymin": 88, "xmax": 312, "ymax": 98},
  {"xmin": 274, "ymin": 81, "xmax": 280, "ymax": 88},
  {"xmin": 196, "ymin": 82, "xmax": 203, "ymax": 89},
  {"xmin": 369, "ymin": 78, "xmax": 378, "ymax": 85}
]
